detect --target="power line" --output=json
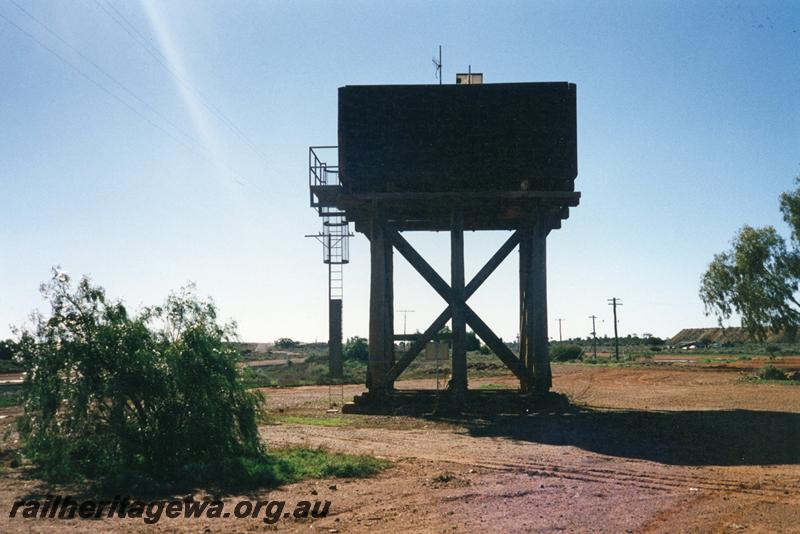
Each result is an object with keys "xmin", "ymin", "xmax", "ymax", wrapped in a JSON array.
[
  {"xmin": 0, "ymin": 6, "xmax": 258, "ymax": 192},
  {"xmin": 0, "ymin": 9, "xmax": 193, "ymax": 153},
  {"xmin": 93, "ymin": 0, "xmax": 270, "ymax": 165},
  {"xmin": 8, "ymin": 0, "xmax": 199, "ymax": 150}
]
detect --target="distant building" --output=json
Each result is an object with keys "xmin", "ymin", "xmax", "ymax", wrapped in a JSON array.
[{"xmin": 668, "ymin": 327, "xmax": 790, "ymax": 346}]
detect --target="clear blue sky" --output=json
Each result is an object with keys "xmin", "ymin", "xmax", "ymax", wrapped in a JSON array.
[{"xmin": 1, "ymin": 0, "xmax": 798, "ymax": 343}]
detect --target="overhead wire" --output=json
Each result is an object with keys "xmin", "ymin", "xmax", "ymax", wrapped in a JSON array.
[
  {"xmin": 0, "ymin": 9, "xmax": 195, "ymax": 154},
  {"xmin": 94, "ymin": 0, "xmax": 270, "ymax": 165},
  {"xmin": 8, "ymin": 0, "xmax": 200, "ymax": 150},
  {"xmin": 0, "ymin": 2, "xmax": 262, "ymax": 191}
]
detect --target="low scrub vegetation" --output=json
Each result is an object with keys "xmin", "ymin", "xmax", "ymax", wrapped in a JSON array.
[
  {"xmin": 12, "ymin": 270, "xmax": 265, "ymax": 488},
  {"xmin": 550, "ymin": 344, "xmax": 583, "ymax": 361},
  {"xmin": 751, "ymin": 365, "xmax": 800, "ymax": 384},
  {"xmin": 270, "ymin": 447, "xmax": 388, "ymax": 480},
  {"xmin": 344, "ymin": 336, "xmax": 369, "ymax": 362},
  {"xmin": 9, "ymin": 269, "xmax": 387, "ymax": 493},
  {"xmin": 0, "ymin": 393, "xmax": 21, "ymax": 408}
]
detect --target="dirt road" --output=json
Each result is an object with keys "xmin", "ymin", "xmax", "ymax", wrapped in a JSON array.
[
  {"xmin": 0, "ymin": 360, "xmax": 798, "ymax": 532},
  {"xmin": 260, "ymin": 364, "xmax": 800, "ymax": 533}
]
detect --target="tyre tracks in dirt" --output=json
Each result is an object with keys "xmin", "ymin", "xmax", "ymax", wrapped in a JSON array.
[{"xmin": 264, "ymin": 424, "xmax": 800, "ymax": 499}]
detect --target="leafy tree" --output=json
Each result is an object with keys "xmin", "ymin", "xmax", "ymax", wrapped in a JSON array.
[
  {"xmin": 344, "ymin": 336, "xmax": 369, "ymax": 362},
  {"xmin": 12, "ymin": 269, "xmax": 265, "ymax": 485},
  {"xmin": 700, "ymin": 179, "xmax": 800, "ymax": 340}
]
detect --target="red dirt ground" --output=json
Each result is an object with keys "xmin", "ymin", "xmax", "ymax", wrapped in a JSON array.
[{"xmin": 0, "ymin": 357, "xmax": 798, "ymax": 533}]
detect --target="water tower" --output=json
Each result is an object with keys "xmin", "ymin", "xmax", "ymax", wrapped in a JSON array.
[{"xmin": 309, "ymin": 78, "xmax": 579, "ymax": 405}]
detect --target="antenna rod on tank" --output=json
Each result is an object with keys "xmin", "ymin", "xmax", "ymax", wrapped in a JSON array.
[{"xmin": 439, "ymin": 46, "xmax": 442, "ymax": 85}]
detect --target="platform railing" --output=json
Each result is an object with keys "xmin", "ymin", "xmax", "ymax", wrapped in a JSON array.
[{"xmin": 309, "ymin": 146, "xmax": 342, "ymax": 213}]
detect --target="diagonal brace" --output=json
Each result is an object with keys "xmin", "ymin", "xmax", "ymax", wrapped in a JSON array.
[
  {"xmin": 385, "ymin": 230, "xmax": 526, "ymax": 384},
  {"xmin": 465, "ymin": 306, "xmax": 534, "ymax": 386}
]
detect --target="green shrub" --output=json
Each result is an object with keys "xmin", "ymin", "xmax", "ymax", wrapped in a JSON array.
[
  {"xmin": 550, "ymin": 344, "xmax": 583, "ymax": 361},
  {"xmin": 465, "ymin": 331, "xmax": 481, "ymax": 352},
  {"xmin": 0, "ymin": 393, "xmax": 21, "ymax": 407},
  {"xmin": 755, "ymin": 365, "xmax": 787, "ymax": 381},
  {"xmin": 344, "ymin": 336, "xmax": 369, "ymax": 362},
  {"xmin": 13, "ymin": 269, "xmax": 265, "ymax": 485},
  {"xmin": 274, "ymin": 337, "xmax": 300, "ymax": 349},
  {"xmin": 478, "ymin": 344, "xmax": 492, "ymax": 355},
  {"xmin": 0, "ymin": 339, "xmax": 15, "ymax": 361}
]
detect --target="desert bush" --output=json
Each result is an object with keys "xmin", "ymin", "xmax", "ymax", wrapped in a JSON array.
[
  {"xmin": 549, "ymin": 344, "xmax": 583, "ymax": 361},
  {"xmin": 13, "ymin": 269, "xmax": 265, "ymax": 486},
  {"xmin": 344, "ymin": 336, "xmax": 369, "ymax": 362},
  {"xmin": 754, "ymin": 365, "xmax": 787, "ymax": 381},
  {"xmin": 465, "ymin": 331, "xmax": 481, "ymax": 352},
  {"xmin": 274, "ymin": 337, "xmax": 300, "ymax": 349},
  {"xmin": 0, "ymin": 339, "xmax": 15, "ymax": 360}
]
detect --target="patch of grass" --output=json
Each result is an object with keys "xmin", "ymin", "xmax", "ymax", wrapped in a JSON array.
[
  {"xmin": 740, "ymin": 365, "xmax": 800, "ymax": 385},
  {"xmin": 270, "ymin": 447, "xmax": 389, "ymax": 480},
  {"xmin": 275, "ymin": 415, "xmax": 353, "ymax": 427},
  {"xmin": 755, "ymin": 364, "xmax": 789, "ymax": 380},
  {"xmin": 0, "ymin": 360, "xmax": 23, "ymax": 373},
  {"xmin": 0, "ymin": 393, "xmax": 21, "ymax": 407},
  {"xmin": 699, "ymin": 357, "xmax": 737, "ymax": 364},
  {"xmin": 95, "ymin": 447, "xmax": 389, "ymax": 496},
  {"xmin": 476, "ymin": 383, "xmax": 513, "ymax": 390},
  {"xmin": 746, "ymin": 378, "xmax": 800, "ymax": 386}
]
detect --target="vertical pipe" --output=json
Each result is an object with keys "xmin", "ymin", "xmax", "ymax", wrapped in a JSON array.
[{"xmin": 450, "ymin": 210, "xmax": 467, "ymax": 391}]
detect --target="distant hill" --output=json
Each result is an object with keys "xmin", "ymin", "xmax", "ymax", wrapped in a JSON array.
[{"xmin": 668, "ymin": 327, "xmax": 791, "ymax": 345}]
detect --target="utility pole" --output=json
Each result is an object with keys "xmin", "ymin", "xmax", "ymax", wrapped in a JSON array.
[
  {"xmin": 397, "ymin": 309, "xmax": 415, "ymax": 336},
  {"xmin": 556, "ymin": 318, "xmax": 565, "ymax": 342},
  {"xmin": 607, "ymin": 298, "xmax": 623, "ymax": 360},
  {"xmin": 588, "ymin": 315, "xmax": 598, "ymax": 358}
]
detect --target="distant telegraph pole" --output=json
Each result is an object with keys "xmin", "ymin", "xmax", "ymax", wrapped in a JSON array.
[
  {"xmin": 397, "ymin": 309, "xmax": 415, "ymax": 336},
  {"xmin": 556, "ymin": 318, "xmax": 565, "ymax": 342},
  {"xmin": 588, "ymin": 315, "xmax": 598, "ymax": 358},
  {"xmin": 607, "ymin": 298, "xmax": 623, "ymax": 360}
]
